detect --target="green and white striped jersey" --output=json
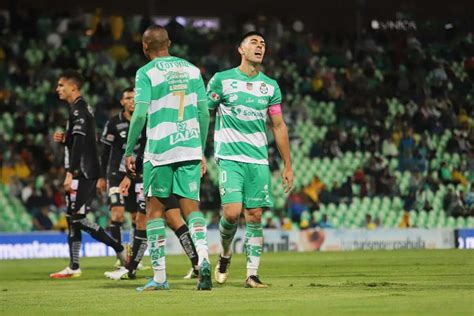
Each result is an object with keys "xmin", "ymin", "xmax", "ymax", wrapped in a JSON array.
[
  {"xmin": 207, "ymin": 67, "xmax": 282, "ymax": 165},
  {"xmin": 134, "ymin": 56, "xmax": 207, "ymax": 166}
]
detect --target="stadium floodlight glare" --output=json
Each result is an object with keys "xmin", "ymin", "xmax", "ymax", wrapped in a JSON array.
[
  {"xmin": 445, "ymin": 23, "xmax": 454, "ymax": 30},
  {"xmin": 176, "ymin": 16, "xmax": 187, "ymax": 26},
  {"xmin": 371, "ymin": 20, "xmax": 380, "ymax": 30}
]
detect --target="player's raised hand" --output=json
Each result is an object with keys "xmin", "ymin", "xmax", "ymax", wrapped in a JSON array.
[
  {"xmin": 125, "ymin": 155, "xmax": 136, "ymax": 177},
  {"xmin": 282, "ymin": 165, "xmax": 294, "ymax": 193},
  {"xmin": 119, "ymin": 176, "xmax": 131, "ymax": 196},
  {"xmin": 201, "ymin": 157, "xmax": 207, "ymax": 177}
]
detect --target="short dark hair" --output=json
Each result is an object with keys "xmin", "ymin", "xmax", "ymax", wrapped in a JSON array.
[
  {"xmin": 239, "ymin": 31, "xmax": 265, "ymax": 45},
  {"xmin": 59, "ymin": 69, "xmax": 84, "ymax": 90},
  {"xmin": 121, "ymin": 87, "xmax": 135, "ymax": 97}
]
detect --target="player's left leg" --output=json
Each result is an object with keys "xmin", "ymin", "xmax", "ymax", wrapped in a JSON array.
[
  {"xmin": 136, "ymin": 162, "xmax": 171, "ymax": 291},
  {"xmin": 243, "ymin": 208, "xmax": 266, "ymax": 288},
  {"xmin": 173, "ymin": 160, "xmax": 212, "ymax": 290},
  {"xmin": 164, "ymin": 197, "xmax": 199, "ymax": 279},
  {"xmin": 242, "ymin": 163, "xmax": 273, "ymax": 288}
]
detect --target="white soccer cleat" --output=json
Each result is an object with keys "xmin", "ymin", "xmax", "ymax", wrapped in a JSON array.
[
  {"xmin": 50, "ymin": 266, "xmax": 82, "ymax": 279},
  {"xmin": 214, "ymin": 255, "xmax": 231, "ymax": 284},
  {"xmin": 183, "ymin": 267, "xmax": 199, "ymax": 279},
  {"xmin": 104, "ymin": 266, "xmax": 130, "ymax": 280}
]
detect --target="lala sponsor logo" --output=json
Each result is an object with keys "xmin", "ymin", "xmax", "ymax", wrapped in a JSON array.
[{"xmin": 170, "ymin": 122, "xmax": 199, "ymax": 145}]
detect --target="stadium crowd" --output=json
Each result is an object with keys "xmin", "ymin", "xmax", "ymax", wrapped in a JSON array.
[{"xmin": 0, "ymin": 8, "xmax": 473, "ymax": 231}]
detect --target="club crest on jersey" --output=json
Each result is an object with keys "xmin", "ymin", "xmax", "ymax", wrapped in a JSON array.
[
  {"xmin": 260, "ymin": 83, "xmax": 268, "ymax": 94},
  {"xmin": 210, "ymin": 92, "xmax": 220, "ymax": 101},
  {"xmin": 246, "ymin": 82, "xmax": 253, "ymax": 90}
]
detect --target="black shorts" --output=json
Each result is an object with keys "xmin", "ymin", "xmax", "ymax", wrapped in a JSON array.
[
  {"xmin": 66, "ymin": 178, "xmax": 97, "ymax": 215},
  {"xmin": 107, "ymin": 177, "xmax": 145, "ymax": 214}
]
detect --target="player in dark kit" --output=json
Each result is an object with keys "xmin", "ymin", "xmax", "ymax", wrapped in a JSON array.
[
  {"xmin": 101, "ymin": 88, "xmax": 200, "ymax": 280},
  {"xmin": 50, "ymin": 70, "xmax": 128, "ymax": 279},
  {"xmin": 96, "ymin": 88, "xmax": 144, "ymax": 265}
]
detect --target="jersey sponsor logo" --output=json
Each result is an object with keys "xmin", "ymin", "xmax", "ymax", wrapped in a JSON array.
[
  {"xmin": 229, "ymin": 94, "xmax": 238, "ymax": 102},
  {"xmin": 230, "ymin": 81, "xmax": 238, "ymax": 89},
  {"xmin": 259, "ymin": 83, "xmax": 268, "ymax": 94},
  {"xmin": 155, "ymin": 60, "xmax": 190, "ymax": 71},
  {"xmin": 231, "ymin": 105, "xmax": 265, "ymax": 119},
  {"xmin": 170, "ymin": 122, "xmax": 200, "ymax": 145},
  {"xmin": 258, "ymin": 99, "xmax": 267, "ymax": 105},
  {"xmin": 246, "ymin": 82, "xmax": 253, "ymax": 90},
  {"xmin": 119, "ymin": 131, "xmax": 127, "ymax": 138}
]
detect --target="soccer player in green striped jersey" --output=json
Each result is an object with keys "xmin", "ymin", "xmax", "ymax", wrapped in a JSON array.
[
  {"xmin": 124, "ymin": 25, "xmax": 212, "ymax": 291},
  {"xmin": 207, "ymin": 31, "xmax": 294, "ymax": 288}
]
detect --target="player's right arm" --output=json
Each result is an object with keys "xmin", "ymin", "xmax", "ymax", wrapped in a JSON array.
[
  {"xmin": 206, "ymin": 72, "xmax": 223, "ymax": 111},
  {"xmin": 125, "ymin": 68, "xmax": 151, "ymax": 174},
  {"xmin": 196, "ymin": 73, "xmax": 210, "ymax": 153}
]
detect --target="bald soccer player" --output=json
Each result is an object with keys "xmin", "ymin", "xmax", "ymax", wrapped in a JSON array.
[{"xmin": 125, "ymin": 25, "xmax": 212, "ymax": 291}]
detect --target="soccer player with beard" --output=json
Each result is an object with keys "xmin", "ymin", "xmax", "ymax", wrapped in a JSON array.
[
  {"xmin": 100, "ymin": 88, "xmax": 200, "ymax": 280},
  {"xmin": 50, "ymin": 70, "xmax": 128, "ymax": 278},
  {"xmin": 206, "ymin": 32, "xmax": 294, "ymax": 288},
  {"xmin": 125, "ymin": 25, "xmax": 211, "ymax": 291}
]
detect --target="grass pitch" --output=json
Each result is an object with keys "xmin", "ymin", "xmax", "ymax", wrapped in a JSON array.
[{"xmin": 0, "ymin": 250, "xmax": 473, "ymax": 315}]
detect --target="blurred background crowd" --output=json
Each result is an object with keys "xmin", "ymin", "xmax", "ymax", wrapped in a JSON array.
[{"xmin": 0, "ymin": 4, "xmax": 473, "ymax": 232}]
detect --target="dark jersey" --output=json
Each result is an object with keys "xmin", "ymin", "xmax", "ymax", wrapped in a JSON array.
[
  {"xmin": 64, "ymin": 97, "xmax": 101, "ymax": 179},
  {"xmin": 100, "ymin": 111, "xmax": 146, "ymax": 179}
]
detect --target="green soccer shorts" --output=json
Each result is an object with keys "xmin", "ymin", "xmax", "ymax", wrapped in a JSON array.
[
  {"xmin": 144, "ymin": 160, "xmax": 201, "ymax": 201},
  {"xmin": 217, "ymin": 159, "xmax": 273, "ymax": 209}
]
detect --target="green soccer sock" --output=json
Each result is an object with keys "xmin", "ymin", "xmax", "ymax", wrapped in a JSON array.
[
  {"xmin": 219, "ymin": 217, "xmax": 238, "ymax": 257},
  {"xmin": 187, "ymin": 211, "xmax": 209, "ymax": 266},
  {"xmin": 147, "ymin": 218, "xmax": 166, "ymax": 283},
  {"xmin": 245, "ymin": 221, "xmax": 263, "ymax": 277}
]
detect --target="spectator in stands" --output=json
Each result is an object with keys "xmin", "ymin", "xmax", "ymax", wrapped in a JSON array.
[
  {"xmin": 32, "ymin": 207, "xmax": 53, "ymax": 230},
  {"xmin": 439, "ymin": 161, "xmax": 457, "ymax": 185},
  {"xmin": 403, "ymin": 190, "xmax": 417, "ymax": 212},
  {"xmin": 365, "ymin": 214, "xmax": 376, "ymax": 230},
  {"xmin": 444, "ymin": 188, "xmax": 466, "ymax": 217},
  {"xmin": 466, "ymin": 186, "xmax": 474, "ymax": 211},
  {"xmin": 399, "ymin": 212, "xmax": 411, "ymax": 228},
  {"xmin": 287, "ymin": 190, "xmax": 308, "ymax": 223},
  {"xmin": 317, "ymin": 214, "xmax": 332, "ymax": 229}
]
